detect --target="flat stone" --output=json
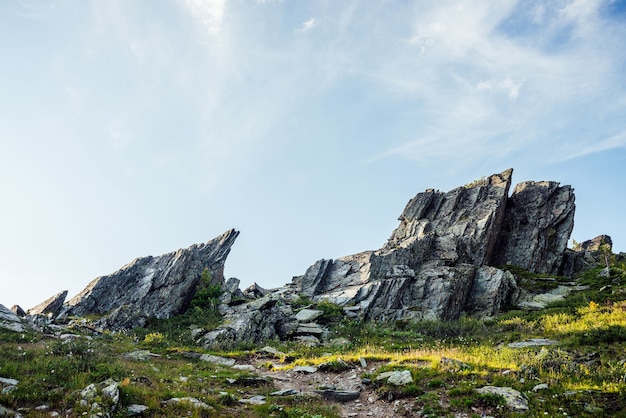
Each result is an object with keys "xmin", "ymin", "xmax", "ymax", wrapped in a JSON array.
[
  {"xmin": 387, "ymin": 370, "xmax": 413, "ymax": 386},
  {"xmin": 533, "ymin": 383, "xmax": 549, "ymax": 392},
  {"xmin": 127, "ymin": 404, "xmax": 149, "ymax": 416},
  {"xmin": 295, "ymin": 309, "xmax": 323, "ymax": 322},
  {"xmin": 0, "ymin": 377, "xmax": 19, "ymax": 386},
  {"xmin": 122, "ymin": 350, "xmax": 160, "ymax": 361},
  {"xmin": 238, "ymin": 395, "xmax": 266, "ymax": 405},
  {"xmin": 314, "ymin": 389, "xmax": 360, "ymax": 402},
  {"xmin": 199, "ymin": 354, "xmax": 236, "ymax": 366},
  {"xmin": 475, "ymin": 386, "xmax": 529, "ymax": 412},
  {"xmin": 376, "ymin": 371, "xmax": 394, "ymax": 381},
  {"xmin": 166, "ymin": 397, "xmax": 211, "ymax": 409},
  {"xmin": 258, "ymin": 346, "xmax": 285, "ymax": 357},
  {"xmin": 232, "ymin": 364, "xmax": 256, "ymax": 371},
  {"xmin": 293, "ymin": 366, "xmax": 318, "ymax": 374},
  {"xmin": 271, "ymin": 389, "xmax": 299, "ymax": 396},
  {"xmin": 296, "ymin": 323, "xmax": 325, "ymax": 336},
  {"xmin": 507, "ymin": 338, "xmax": 559, "ymax": 348}
]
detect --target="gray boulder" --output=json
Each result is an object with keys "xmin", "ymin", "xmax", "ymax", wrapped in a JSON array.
[
  {"xmin": 201, "ymin": 291, "xmax": 298, "ymax": 348},
  {"xmin": 60, "ymin": 229, "xmax": 239, "ymax": 329},
  {"xmin": 0, "ymin": 304, "xmax": 24, "ymax": 332},
  {"xmin": 475, "ymin": 386, "xmax": 529, "ymax": 412}
]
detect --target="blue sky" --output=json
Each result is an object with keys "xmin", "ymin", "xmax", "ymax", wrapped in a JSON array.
[{"xmin": 2, "ymin": 0, "xmax": 626, "ymax": 309}]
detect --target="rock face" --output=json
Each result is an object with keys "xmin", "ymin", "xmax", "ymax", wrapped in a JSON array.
[
  {"xmin": 59, "ymin": 229, "xmax": 239, "ymax": 329},
  {"xmin": 28, "ymin": 290, "xmax": 68, "ymax": 317},
  {"xmin": 490, "ymin": 181, "xmax": 575, "ymax": 275},
  {"xmin": 294, "ymin": 169, "xmax": 576, "ymax": 321},
  {"xmin": 0, "ymin": 304, "xmax": 24, "ymax": 332}
]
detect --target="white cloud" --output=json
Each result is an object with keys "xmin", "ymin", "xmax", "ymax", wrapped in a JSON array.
[
  {"xmin": 558, "ymin": 130, "xmax": 626, "ymax": 161},
  {"xmin": 184, "ymin": 0, "xmax": 227, "ymax": 35},
  {"xmin": 298, "ymin": 17, "xmax": 317, "ymax": 33}
]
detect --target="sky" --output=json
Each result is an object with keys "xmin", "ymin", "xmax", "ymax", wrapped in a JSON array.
[{"xmin": 2, "ymin": 0, "xmax": 626, "ymax": 310}]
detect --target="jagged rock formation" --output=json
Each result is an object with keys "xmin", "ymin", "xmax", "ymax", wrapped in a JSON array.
[
  {"xmin": 294, "ymin": 169, "xmax": 576, "ymax": 321},
  {"xmin": 0, "ymin": 304, "xmax": 24, "ymax": 332},
  {"xmin": 199, "ymin": 169, "xmax": 579, "ymax": 346},
  {"xmin": 28, "ymin": 290, "xmax": 68, "ymax": 317},
  {"xmin": 490, "ymin": 181, "xmax": 575, "ymax": 274},
  {"xmin": 59, "ymin": 229, "xmax": 239, "ymax": 329}
]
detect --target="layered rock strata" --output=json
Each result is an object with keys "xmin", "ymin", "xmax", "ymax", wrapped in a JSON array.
[
  {"xmin": 59, "ymin": 229, "xmax": 239, "ymax": 329},
  {"xmin": 295, "ymin": 169, "xmax": 576, "ymax": 321}
]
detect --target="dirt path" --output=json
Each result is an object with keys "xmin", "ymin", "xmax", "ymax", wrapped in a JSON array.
[{"xmin": 253, "ymin": 359, "xmax": 416, "ymax": 418}]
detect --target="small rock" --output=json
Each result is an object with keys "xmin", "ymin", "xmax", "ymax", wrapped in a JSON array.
[
  {"xmin": 165, "ymin": 397, "xmax": 211, "ymax": 409},
  {"xmin": 1, "ymin": 385, "xmax": 17, "ymax": 395},
  {"xmin": 387, "ymin": 370, "xmax": 413, "ymax": 386},
  {"xmin": 0, "ymin": 377, "xmax": 19, "ymax": 386},
  {"xmin": 271, "ymin": 389, "xmax": 299, "ymax": 396},
  {"xmin": 199, "ymin": 354, "xmax": 236, "ymax": 366},
  {"xmin": 533, "ymin": 383, "xmax": 549, "ymax": 392},
  {"xmin": 258, "ymin": 346, "xmax": 285, "ymax": 357},
  {"xmin": 238, "ymin": 395, "xmax": 266, "ymax": 405},
  {"xmin": 359, "ymin": 357, "xmax": 367, "ymax": 367},
  {"xmin": 507, "ymin": 338, "xmax": 559, "ymax": 348},
  {"xmin": 80, "ymin": 384, "xmax": 98, "ymax": 401},
  {"xmin": 296, "ymin": 323, "xmax": 326, "ymax": 336},
  {"xmin": 314, "ymin": 389, "xmax": 360, "ymax": 402},
  {"xmin": 127, "ymin": 404, "xmax": 149, "ymax": 416},
  {"xmin": 293, "ymin": 366, "xmax": 318, "ymax": 374},
  {"xmin": 295, "ymin": 309, "xmax": 323, "ymax": 322},
  {"xmin": 232, "ymin": 364, "xmax": 256, "ymax": 371},
  {"xmin": 102, "ymin": 382, "xmax": 120, "ymax": 406},
  {"xmin": 475, "ymin": 386, "xmax": 529, "ymax": 412},
  {"xmin": 376, "ymin": 371, "xmax": 394, "ymax": 381},
  {"xmin": 122, "ymin": 350, "xmax": 160, "ymax": 361}
]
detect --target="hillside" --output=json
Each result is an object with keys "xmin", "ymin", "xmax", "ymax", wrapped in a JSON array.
[{"xmin": 1, "ymin": 170, "xmax": 625, "ymax": 417}]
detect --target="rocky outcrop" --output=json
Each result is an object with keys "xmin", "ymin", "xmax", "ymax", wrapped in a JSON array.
[
  {"xmin": 296, "ymin": 170, "xmax": 515, "ymax": 321},
  {"xmin": 0, "ymin": 304, "xmax": 24, "ymax": 332},
  {"xmin": 59, "ymin": 229, "xmax": 239, "ymax": 329},
  {"xmin": 490, "ymin": 181, "xmax": 575, "ymax": 274},
  {"xmin": 28, "ymin": 290, "xmax": 68, "ymax": 317},
  {"xmin": 293, "ymin": 169, "xmax": 577, "ymax": 322}
]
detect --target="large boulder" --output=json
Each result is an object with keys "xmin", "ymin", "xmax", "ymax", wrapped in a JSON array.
[
  {"xmin": 490, "ymin": 181, "xmax": 575, "ymax": 274},
  {"xmin": 59, "ymin": 229, "xmax": 239, "ymax": 329}
]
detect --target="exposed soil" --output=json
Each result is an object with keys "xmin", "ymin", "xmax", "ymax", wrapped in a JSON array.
[{"xmin": 252, "ymin": 359, "xmax": 418, "ymax": 417}]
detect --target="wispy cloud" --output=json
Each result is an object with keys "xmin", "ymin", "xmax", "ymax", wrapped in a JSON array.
[
  {"xmin": 184, "ymin": 0, "xmax": 227, "ymax": 35},
  {"xmin": 557, "ymin": 130, "xmax": 626, "ymax": 162},
  {"xmin": 297, "ymin": 17, "xmax": 317, "ymax": 33}
]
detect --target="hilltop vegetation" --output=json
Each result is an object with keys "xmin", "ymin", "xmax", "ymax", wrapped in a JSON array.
[{"xmin": 1, "ymin": 261, "xmax": 626, "ymax": 417}]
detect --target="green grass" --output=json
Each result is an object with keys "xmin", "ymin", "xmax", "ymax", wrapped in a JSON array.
[{"xmin": 2, "ymin": 262, "xmax": 626, "ymax": 416}]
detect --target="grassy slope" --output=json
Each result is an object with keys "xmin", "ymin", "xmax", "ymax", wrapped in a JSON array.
[{"xmin": 1, "ymin": 265, "xmax": 625, "ymax": 417}]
